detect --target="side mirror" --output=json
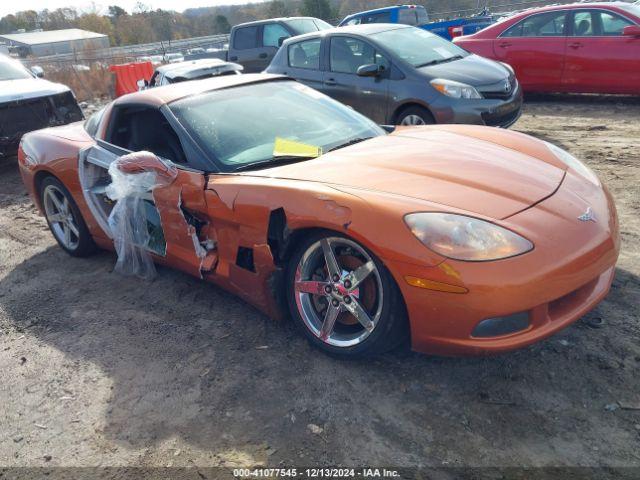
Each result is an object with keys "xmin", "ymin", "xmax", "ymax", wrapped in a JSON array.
[
  {"xmin": 356, "ymin": 64, "xmax": 382, "ymax": 77},
  {"xmin": 137, "ymin": 79, "xmax": 149, "ymax": 90},
  {"xmin": 30, "ymin": 66, "xmax": 44, "ymax": 78},
  {"xmin": 622, "ymin": 25, "xmax": 640, "ymax": 37},
  {"xmin": 278, "ymin": 36, "xmax": 289, "ymax": 47}
]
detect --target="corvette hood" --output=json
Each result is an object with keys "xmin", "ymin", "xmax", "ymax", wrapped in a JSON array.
[
  {"xmin": 0, "ymin": 78, "xmax": 70, "ymax": 103},
  {"xmin": 254, "ymin": 126, "xmax": 567, "ymax": 220}
]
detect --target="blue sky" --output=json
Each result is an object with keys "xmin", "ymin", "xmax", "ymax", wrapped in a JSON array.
[{"xmin": 0, "ymin": 0, "xmax": 267, "ymax": 17}]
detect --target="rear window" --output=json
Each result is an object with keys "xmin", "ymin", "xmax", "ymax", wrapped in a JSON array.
[
  {"xmin": 288, "ymin": 39, "xmax": 321, "ymax": 69},
  {"xmin": 234, "ymin": 26, "xmax": 259, "ymax": 50},
  {"xmin": 0, "ymin": 59, "xmax": 32, "ymax": 81},
  {"xmin": 502, "ymin": 11, "xmax": 567, "ymax": 37},
  {"xmin": 398, "ymin": 9, "xmax": 419, "ymax": 26},
  {"xmin": 360, "ymin": 12, "xmax": 392, "ymax": 24},
  {"xmin": 286, "ymin": 18, "xmax": 332, "ymax": 34}
]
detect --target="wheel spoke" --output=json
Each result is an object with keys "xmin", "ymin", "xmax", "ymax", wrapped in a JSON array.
[
  {"xmin": 320, "ymin": 304, "xmax": 340, "ymax": 341},
  {"xmin": 62, "ymin": 197, "xmax": 70, "ymax": 215},
  {"xmin": 49, "ymin": 192, "xmax": 64, "ymax": 213},
  {"xmin": 296, "ymin": 280, "xmax": 329, "ymax": 296},
  {"xmin": 347, "ymin": 261, "xmax": 375, "ymax": 291},
  {"xmin": 344, "ymin": 298, "xmax": 374, "ymax": 332},
  {"xmin": 63, "ymin": 224, "xmax": 71, "ymax": 246},
  {"xmin": 48, "ymin": 212, "xmax": 65, "ymax": 223},
  {"xmin": 320, "ymin": 238, "xmax": 341, "ymax": 279},
  {"xmin": 67, "ymin": 220, "xmax": 79, "ymax": 237}
]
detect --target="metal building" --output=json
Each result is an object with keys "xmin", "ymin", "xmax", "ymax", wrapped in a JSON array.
[{"xmin": 0, "ymin": 29, "xmax": 109, "ymax": 57}]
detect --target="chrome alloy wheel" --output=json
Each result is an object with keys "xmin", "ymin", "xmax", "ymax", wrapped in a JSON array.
[
  {"xmin": 43, "ymin": 184, "xmax": 80, "ymax": 251},
  {"xmin": 400, "ymin": 114, "xmax": 426, "ymax": 126},
  {"xmin": 294, "ymin": 237, "xmax": 384, "ymax": 348}
]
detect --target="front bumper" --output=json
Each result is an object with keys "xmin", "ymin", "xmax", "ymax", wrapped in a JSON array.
[
  {"xmin": 429, "ymin": 80, "xmax": 523, "ymax": 128},
  {"xmin": 385, "ymin": 172, "xmax": 620, "ymax": 356}
]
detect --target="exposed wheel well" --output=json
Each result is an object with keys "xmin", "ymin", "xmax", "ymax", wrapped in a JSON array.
[
  {"xmin": 392, "ymin": 103, "xmax": 435, "ymax": 124},
  {"xmin": 33, "ymin": 171, "xmax": 57, "ymax": 210}
]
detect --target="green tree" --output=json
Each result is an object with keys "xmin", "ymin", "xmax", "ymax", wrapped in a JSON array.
[
  {"xmin": 107, "ymin": 5, "xmax": 127, "ymax": 20},
  {"xmin": 213, "ymin": 14, "xmax": 231, "ymax": 34},
  {"xmin": 299, "ymin": 0, "xmax": 334, "ymax": 21}
]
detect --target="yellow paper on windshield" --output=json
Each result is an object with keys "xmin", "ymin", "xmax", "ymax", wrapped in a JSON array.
[{"xmin": 273, "ymin": 137, "xmax": 322, "ymax": 158}]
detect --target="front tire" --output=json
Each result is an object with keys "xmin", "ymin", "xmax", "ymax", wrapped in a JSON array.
[
  {"xmin": 39, "ymin": 176, "xmax": 96, "ymax": 257},
  {"xmin": 286, "ymin": 231, "xmax": 408, "ymax": 358},
  {"xmin": 397, "ymin": 106, "xmax": 435, "ymax": 126}
]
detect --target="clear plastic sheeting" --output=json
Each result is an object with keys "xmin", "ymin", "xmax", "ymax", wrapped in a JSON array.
[{"xmin": 105, "ymin": 151, "xmax": 178, "ymax": 280}]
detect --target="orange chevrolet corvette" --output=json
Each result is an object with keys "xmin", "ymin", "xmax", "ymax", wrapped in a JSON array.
[{"xmin": 17, "ymin": 74, "xmax": 620, "ymax": 357}]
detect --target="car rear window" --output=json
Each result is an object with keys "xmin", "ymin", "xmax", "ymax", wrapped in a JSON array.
[
  {"xmin": 288, "ymin": 39, "xmax": 321, "ymax": 69},
  {"xmin": 502, "ymin": 11, "xmax": 567, "ymax": 37},
  {"xmin": 286, "ymin": 18, "xmax": 332, "ymax": 34}
]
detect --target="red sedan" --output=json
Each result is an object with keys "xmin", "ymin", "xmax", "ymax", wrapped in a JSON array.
[{"xmin": 453, "ymin": 2, "xmax": 640, "ymax": 94}]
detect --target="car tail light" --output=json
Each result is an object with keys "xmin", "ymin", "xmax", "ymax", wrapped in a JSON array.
[{"xmin": 449, "ymin": 26, "xmax": 464, "ymax": 38}]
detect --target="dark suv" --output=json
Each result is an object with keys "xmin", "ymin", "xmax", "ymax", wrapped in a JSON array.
[{"xmin": 265, "ymin": 24, "xmax": 523, "ymax": 127}]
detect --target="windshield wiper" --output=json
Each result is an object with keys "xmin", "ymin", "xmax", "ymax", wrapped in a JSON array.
[
  {"xmin": 234, "ymin": 155, "xmax": 319, "ymax": 172},
  {"xmin": 328, "ymin": 137, "xmax": 374, "ymax": 152},
  {"xmin": 416, "ymin": 55, "xmax": 464, "ymax": 68}
]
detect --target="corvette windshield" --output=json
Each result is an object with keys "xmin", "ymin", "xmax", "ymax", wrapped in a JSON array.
[
  {"xmin": 170, "ymin": 81, "xmax": 384, "ymax": 171},
  {"xmin": 371, "ymin": 27, "xmax": 469, "ymax": 67},
  {"xmin": 0, "ymin": 59, "xmax": 32, "ymax": 81}
]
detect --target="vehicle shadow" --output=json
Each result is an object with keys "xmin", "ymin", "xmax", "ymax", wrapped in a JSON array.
[{"xmin": 1, "ymin": 246, "xmax": 638, "ymax": 466}]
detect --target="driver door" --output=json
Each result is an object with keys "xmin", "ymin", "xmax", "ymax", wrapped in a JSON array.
[
  {"xmin": 80, "ymin": 105, "xmax": 217, "ymax": 278},
  {"xmin": 322, "ymin": 36, "xmax": 390, "ymax": 124}
]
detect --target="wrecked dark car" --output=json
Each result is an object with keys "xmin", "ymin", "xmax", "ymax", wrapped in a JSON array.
[
  {"xmin": 0, "ymin": 54, "xmax": 83, "ymax": 159},
  {"xmin": 17, "ymin": 74, "xmax": 619, "ymax": 359}
]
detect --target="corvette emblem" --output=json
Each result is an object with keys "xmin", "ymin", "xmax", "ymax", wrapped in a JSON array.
[{"xmin": 578, "ymin": 207, "xmax": 596, "ymax": 223}]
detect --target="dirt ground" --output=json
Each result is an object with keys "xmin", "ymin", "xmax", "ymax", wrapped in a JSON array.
[{"xmin": 0, "ymin": 95, "xmax": 639, "ymax": 472}]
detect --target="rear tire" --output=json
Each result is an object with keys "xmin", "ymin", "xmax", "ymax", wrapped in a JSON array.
[
  {"xmin": 285, "ymin": 231, "xmax": 408, "ymax": 358},
  {"xmin": 396, "ymin": 106, "xmax": 435, "ymax": 126},
  {"xmin": 39, "ymin": 176, "xmax": 97, "ymax": 257}
]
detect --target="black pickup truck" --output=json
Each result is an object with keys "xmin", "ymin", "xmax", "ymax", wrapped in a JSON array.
[{"xmin": 214, "ymin": 17, "xmax": 332, "ymax": 72}]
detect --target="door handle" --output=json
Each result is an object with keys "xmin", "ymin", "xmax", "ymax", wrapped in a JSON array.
[
  {"xmin": 498, "ymin": 41, "xmax": 512, "ymax": 48},
  {"xmin": 259, "ymin": 53, "xmax": 268, "ymax": 59},
  {"xmin": 229, "ymin": 55, "xmax": 238, "ymax": 61},
  {"xmin": 324, "ymin": 78, "xmax": 337, "ymax": 86},
  {"xmin": 569, "ymin": 42, "xmax": 583, "ymax": 49}
]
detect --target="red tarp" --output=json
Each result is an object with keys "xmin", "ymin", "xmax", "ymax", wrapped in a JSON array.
[{"xmin": 109, "ymin": 62, "xmax": 154, "ymax": 98}]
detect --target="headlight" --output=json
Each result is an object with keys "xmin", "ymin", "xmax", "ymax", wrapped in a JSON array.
[
  {"xmin": 430, "ymin": 78, "xmax": 482, "ymax": 99},
  {"xmin": 545, "ymin": 142, "xmax": 600, "ymax": 186},
  {"xmin": 405, "ymin": 212, "xmax": 533, "ymax": 261}
]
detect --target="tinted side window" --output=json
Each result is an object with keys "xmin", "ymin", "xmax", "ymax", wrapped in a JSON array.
[
  {"xmin": 288, "ymin": 39, "xmax": 321, "ymax": 69},
  {"xmin": 572, "ymin": 11, "xmax": 596, "ymax": 36},
  {"xmin": 330, "ymin": 37, "xmax": 379, "ymax": 74},
  {"xmin": 361, "ymin": 12, "xmax": 391, "ymax": 24},
  {"xmin": 502, "ymin": 11, "xmax": 567, "ymax": 37},
  {"xmin": 234, "ymin": 26, "xmax": 259, "ymax": 50},
  {"xmin": 263, "ymin": 23, "xmax": 290, "ymax": 47},
  {"xmin": 599, "ymin": 11, "xmax": 633, "ymax": 35}
]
